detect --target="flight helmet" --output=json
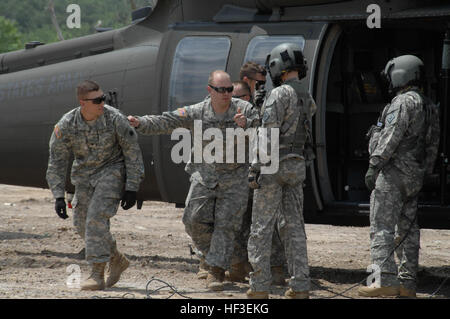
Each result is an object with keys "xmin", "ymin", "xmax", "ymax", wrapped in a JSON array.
[
  {"xmin": 265, "ymin": 43, "xmax": 308, "ymax": 87},
  {"xmin": 381, "ymin": 55, "xmax": 425, "ymax": 94}
]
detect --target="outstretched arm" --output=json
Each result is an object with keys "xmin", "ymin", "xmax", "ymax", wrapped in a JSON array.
[{"xmin": 128, "ymin": 107, "xmax": 195, "ymax": 136}]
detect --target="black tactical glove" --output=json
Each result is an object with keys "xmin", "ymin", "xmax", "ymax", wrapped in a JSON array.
[
  {"xmin": 248, "ymin": 169, "xmax": 261, "ymax": 189},
  {"xmin": 365, "ymin": 166, "xmax": 380, "ymax": 192},
  {"xmin": 254, "ymin": 88, "xmax": 266, "ymax": 108},
  {"xmin": 121, "ymin": 191, "xmax": 137, "ymax": 210},
  {"xmin": 55, "ymin": 198, "xmax": 68, "ymax": 219}
]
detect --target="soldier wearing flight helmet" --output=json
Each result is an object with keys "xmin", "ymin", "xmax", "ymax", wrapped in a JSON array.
[
  {"xmin": 359, "ymin": 55, "xmax": 440, "ymax": 298},
  {"xmin": 247, "ymin": 43, "xmax": 316, "ymax": 299}
]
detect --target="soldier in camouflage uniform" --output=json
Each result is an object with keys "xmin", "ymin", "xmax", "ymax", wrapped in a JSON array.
[
  {"xmin": 128, "ymin": 70, "xmax": 258, "ymax": 291},
  {"xmin": 240, "ymin": 61, "xmax": 267, "ymax": 106},
  {"xmin": 358, "ymin": 55, "xmax": 440, "ymax": 298},
  {"xmin": 229, "ymin": 63, "xmax": 288, "ymax": 285},
  {"xmin": 246, "ymin": 44, "xmax": 316, "ymax": 299},
  {"xmin": 46, "ymin": 80, "xmax": 145, "ymax": 291},
  {"xmin": 232, "ymin": 80, "xmax": 251, "ymax": 102}
]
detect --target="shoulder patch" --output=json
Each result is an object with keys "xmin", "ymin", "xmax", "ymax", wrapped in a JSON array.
[
  {"xmin": 384, "ymin": 102, "xmax": 401, "ymax": 126},
  {"xmin": 53, "ymin": 125, "xmax": 62, "ymax": 139},
  {"xmin": 262, "ymin": 108, "xmax": 270, "ymax": 122},
  {"xmin": 177, "ymin": 107, "xmax": 187, "ymax": 117},
  {"xmin": 386, "ymin": 112, "xmax": 396, "ymax": 125}
]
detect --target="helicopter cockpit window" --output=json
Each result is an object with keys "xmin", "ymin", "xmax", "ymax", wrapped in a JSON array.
[
  {"xmin": 168, "ymin": 37, "xmax": 231, "ymax": 110},
  {"xmin": 243, "ymin": 35, "xmax": 305, "ymax": 91}
]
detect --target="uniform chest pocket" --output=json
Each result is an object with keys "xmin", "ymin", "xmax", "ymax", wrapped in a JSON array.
[
  {"xmin": 70, "ymin": 133, "xmax": 89, "ymax": 159},
  {"xmin": 70, "ymin": 129, "xmax": 116, "ymax": 158},
  {"xmin": 97, "ymin": 129, "xmax": 116, "ymax": 150}
]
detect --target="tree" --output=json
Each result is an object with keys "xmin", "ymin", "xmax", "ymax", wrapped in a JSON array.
[
  {"xmin": 47, "ymin": 0, "xmax": 65, "ymax": 41},
  {"xmin": 0, "ymin": 16, "xmax": 22, "ymax": 53},
  {"xmin": 0, "ymin": 0, "xmax": 156, "ymax": 50}
]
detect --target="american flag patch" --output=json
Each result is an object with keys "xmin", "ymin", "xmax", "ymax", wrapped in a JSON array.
[
  {"xmin": 54, "ymin": 125, "xmax": 62, "ymax": 139},
  {"xmin": 177, "ymin": 107, "xmax": 187, "ymax": 117}
]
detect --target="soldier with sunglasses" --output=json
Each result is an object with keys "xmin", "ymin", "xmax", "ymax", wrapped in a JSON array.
[
  {"xmin": 232, "ymin": 80, "xmax": 251, "ymax": 102},
  {"xmin": 46, "ymin": 80, "xmax": 145, "ymax": 291},
  {"xmin": 240, "ymin": 61, "xmax": 267, "ymax": 104},
  {"xmin": 128, "ymin": 70, "xmax": 258, "ymax": 291}
]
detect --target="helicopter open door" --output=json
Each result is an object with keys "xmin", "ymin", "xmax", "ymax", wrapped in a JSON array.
[{"xmin": 314, "ymin": 22, "xmax": 448, "ymax": 227}]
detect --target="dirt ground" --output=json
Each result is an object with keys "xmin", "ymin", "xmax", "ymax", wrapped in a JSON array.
[{"xmin": 0, "ymin": 183, "xmax": 449, "ymax": 301}]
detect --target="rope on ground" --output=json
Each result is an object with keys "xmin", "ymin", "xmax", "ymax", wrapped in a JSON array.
[
  {"xmin": 145, "ymin": 276, "xmax": 192, "ymax": 299},
  {"xmin": 311, "ymin": 213, "xmax": 419, "ymax": 299},
  {"xmin": 311, "ymin": 278, "xmax": 366, "ymax": 299},
  {"xmin": 428, "ymin": 276, "xmax": 449, "ymax": 298}
]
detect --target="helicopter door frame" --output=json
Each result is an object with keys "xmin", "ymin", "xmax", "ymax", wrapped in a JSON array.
[{"xmin": 314, "ymin": 23, "xmax": 343, "ymax": 206}]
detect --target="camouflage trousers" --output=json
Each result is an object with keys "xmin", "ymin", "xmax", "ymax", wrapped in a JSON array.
[
  {"xmin": 72, "ymin": 169, "xmax": 124, "ymax": 264},
  {"xmin": 232, "ymin": 188, "xmax": 287, "ymax": 267},
  {"xmin": 248, "ymin": 158, "xmax": 310, "ymax": 292},
  {"xmin": 370, "ymin": 169, "xmax": 420, "ymax": 290},
  {"xmin": 182, "ymin": 169, "xmax": 248, "ymax": 270}
]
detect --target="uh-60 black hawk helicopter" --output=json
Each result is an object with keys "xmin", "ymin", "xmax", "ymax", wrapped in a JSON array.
[{"xmin": 1, "ymin": 0, "xmax": 450, "ymax": 228}]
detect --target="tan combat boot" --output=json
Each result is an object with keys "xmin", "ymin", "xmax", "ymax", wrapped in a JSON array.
[
  {"xmin": 105, "ymin": 250, "xmax": 130, "ymax": 288},
  {"xmin": 246, "ymin": 289, "xmax": 269, "ymax": 299},
  {"xmin": 285, "ymin": 288, "xmax": 309, "ymax": 299},
  {"xmin": 206, "ymin": 266, "xmax": 225, "ymax": 291},
  {"xmin": 81, "ymin": 262, "xmax": 106, "ymax": 291},
  {"xmin": 197, "ymin": 257, "xmax": 209, "ymax": 280},
  {"xmin": 227, "ymin": 262, "xmax": 249, "ymax": 282},
  {"xmin": 271, "ymin": 266, "xmax": 286, "ymax": 286},
  {"xmin": 399, "ymin": 285, "xmax": 416, "ymax": 298},
  {"xmin": 358, "ymin": 284, "xmax": 400, "ymax": 297}
]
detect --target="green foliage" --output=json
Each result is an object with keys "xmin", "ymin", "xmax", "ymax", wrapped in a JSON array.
[
  {"xmin": 0, "ymin": 16, "xmax": 22, "ymax": 53},
  {"xmin": 0, "ymin": 0, "xmax": 154, "ymax": 52}
]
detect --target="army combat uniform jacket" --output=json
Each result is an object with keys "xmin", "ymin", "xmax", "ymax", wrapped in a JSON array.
[
  {"xmin": 46, "ymin": 105, "xmax": 145, "ymax": 263},
  {"xmin": 252, "ymin": 78, "xmax": 316, "ymax": 169},
  {"xmin": 368, "ymin": 88, "xmax": 440, "ymax": 198},
  {"xmin": 46, "ymin": 105, "xmax": 145, "ymax": 198}
]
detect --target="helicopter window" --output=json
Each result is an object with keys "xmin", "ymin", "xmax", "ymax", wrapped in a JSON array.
[
  {"xmin": 243, "ymin": 35, "xmax": 305, "ymax": 90},
  {"xmin": 168, "ymin": 36, "xmax": 231, "ymax": 110}
]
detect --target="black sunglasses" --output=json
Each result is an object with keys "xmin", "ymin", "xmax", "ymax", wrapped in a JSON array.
[
  {"xmin": 247, "ymin": 78, "xmax": 266, "ymax": 91},
  {"xmin": 83, "ymin": 94, "xmax": 106, "ymax": 104},
  {"xmin": 248, "ymin": 77, "xmax": 266, "ymax": 86},
  {"xmin": 208, "ymin": 84, "xmax": 234, "ymax": 94},
  {"xmin": 233, "ymin": 94, "xmax": 249, "ymax": 98}
]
